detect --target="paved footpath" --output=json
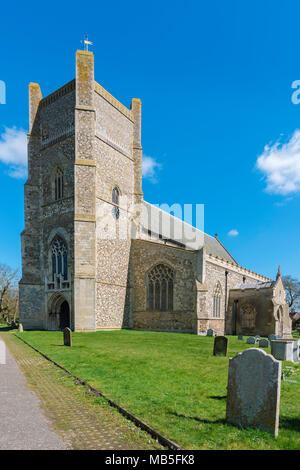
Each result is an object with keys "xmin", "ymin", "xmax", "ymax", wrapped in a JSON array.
[
  {"xmin": 0, "ymin": 339, "xmax": 66, "ymax": 450},
  {"xmin": 0, "ymin": 333, "xmax": 162, "ymax": 450}
]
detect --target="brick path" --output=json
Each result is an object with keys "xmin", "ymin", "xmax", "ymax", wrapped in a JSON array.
[{"xmin": 0, "ymin": 332, "xmax": 162, "ymax": 450}]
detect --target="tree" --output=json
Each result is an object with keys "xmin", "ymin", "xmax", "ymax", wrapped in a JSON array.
[
  {"xmin": 282, "ymin": 275, "xmax": 300, "ymax": 310},
  {"xmin": 0, "ymin": 264, "xmax": 19, "ymax": 323}
]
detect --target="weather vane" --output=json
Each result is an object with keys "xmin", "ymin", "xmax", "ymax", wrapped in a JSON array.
[{"xmin": 81, "ymin": 35, "xmax": 93, "ymax": 51}]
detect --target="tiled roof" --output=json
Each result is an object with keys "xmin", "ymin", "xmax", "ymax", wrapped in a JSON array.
[{"xmin": 233, "ymin": 281, "xmax": 275, "ymax": 290}]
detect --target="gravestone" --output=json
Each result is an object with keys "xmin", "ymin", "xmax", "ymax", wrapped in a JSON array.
[
  {"xmin": 213, "ymin": 336, "xmax": 228, "ymax": 356},
  {"xmin": 269, "ymin": 334, "xmax": 277, "ymax": 341},
  {"xmin": 238, "ymin": 335, "xmax": 243, "ymax": 341},
  {"xmin": 226, "ymin": 348, "xmax": 281, "ymax": 437},
  {"xmin": 255, "ymin": 335, "xmax": 261, "ymax": 342},
  {"xmin": 259, "ymin": 338, "xmax": 270, "ymax": 348},
  {"xmin": 63, "ymin": 327, "xmax": 72, "ymax": 347},
  {"xmin": 246, "ymin": 337, "xmax": 256, "ymax": 344},
  {"xmin": 293, "ymin": 340, "xmax": 299, "ymax": 362},
  {"xmin": 206, "ymin": 328, "xmax": 215, "ymax": 337},
  {"xmin": 271, "ymin": 340, "xmax": 295, "ymax": 362},
  {"xmin": 18, "ymin": 323, "xmax": 23, "ymax": 333}
]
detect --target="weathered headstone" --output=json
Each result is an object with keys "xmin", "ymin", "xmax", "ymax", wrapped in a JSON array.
[
  {"xmin": 246, "ymin": 337, "xmax": 256, "ymax": 344},
  {"xmin": 18, "ymin": 323, "xmax": 23, "ymax": 333},
  {"xmin": 206, "ymin": 328, "xmax": 215, "ymax": 337},
  {"xmin": 255, "ymin": 335, "xmax": 261, "ymax": 342},
  {"xmin": 259, "ymin": 338, "xmax": 270, "ymax": 348},
  {"xmin": 226, "ymin": 348, "xmax": 281, "ymax": 437},
  {"xmin": 271, "ymin": 340, "xmax": 295, "ymax": 362},
  {"xmin": 238, "ymin": 335, "xmax": 243, "ymax": 341},
  {"xmin": 213, "ymin": 336, "xmax": 228, "ymax": 356},
  {"xmin": 63, "ymin": 327, "xmax": 72, "ymax": 347}
]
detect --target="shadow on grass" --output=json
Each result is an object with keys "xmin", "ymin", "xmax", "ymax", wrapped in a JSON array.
[
  {"xmin": 209, "ymin": 395, "xmax": 227, "ymax": 400},
  {"xmin": 0, "ymin": 325, "xmax": 16, "ymax": 331},
  {"xmin": 280, "ymin": 417, "xmax": 300, "ymax": 432},
  {"xmin": 167, "ymin": 410, "xmax": 226, "ymax": 425}
]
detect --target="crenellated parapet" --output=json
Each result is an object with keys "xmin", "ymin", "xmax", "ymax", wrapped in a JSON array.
[
  {"xmin": 94, "ymin": 81, "xmax": 134, "ymax": 122},
  {"xmin": 206, "ymin": 253, "xmax": 272, "ymax": 282},
  {"xmin": 40, "ymin": 80, "xmax": 75, "ymax": 108}
]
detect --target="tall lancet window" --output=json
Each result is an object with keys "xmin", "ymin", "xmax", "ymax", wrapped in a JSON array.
[
  {"xmin": 147, "ymin": 264, "xmax": 174, "ymax": 311},
  {"xmin": 213, "ymin": 282, "xmax": 222, "ymax": 318},
  {"xmin": 51, "ymin": 237, "xmax": 68, "ymax": 281},
  {"xmin": 54, "ymin": 167, "xmax": 64, "ymax": 200},
  {"xmin": 112, "ymin": 186, "xmax": 120, "ymax": 219}
]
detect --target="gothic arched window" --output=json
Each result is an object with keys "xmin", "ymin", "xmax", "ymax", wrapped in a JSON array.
[
  {"xmin": 112, "ymin": 186, "xmax": 120, "ymax": 219},
  {"xmin": 54, "ymin": 167, "xmax": 64, "ymax": 200},
  {"xmin": 147, "ymin": 264, "xmax": 174, "ymax": 311},
  {"xmin": 51, "ymin": 237, "xmax": 68, "ymax": 281},
  {"xmin": 213, "ymin": 282, "xmax": 222, "ymax": 317}
]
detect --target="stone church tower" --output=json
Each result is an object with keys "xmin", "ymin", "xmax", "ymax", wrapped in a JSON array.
[
  {"xmin": 20, "ymin": 50, "xmax": 142, "ymax": 330},
  {"xmin": 20, "ymin": 50, "xmax": 291, "ymax": 337}
]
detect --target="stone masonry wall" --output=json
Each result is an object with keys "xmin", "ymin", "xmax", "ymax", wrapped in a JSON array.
[
  {"xmin": 200, "ymin": 254, "xmax": 271, "ymax": 335},
  {"xmin": 131, "ymin": 239, "xmax": 197, "ymax": 332},
  {"xmin": 94, "ymin": 79, "xmax": 137, "ymax": 329},
  {"xmin": 20, "ymin": 82, "xmax": 76, "ymax": 329}
]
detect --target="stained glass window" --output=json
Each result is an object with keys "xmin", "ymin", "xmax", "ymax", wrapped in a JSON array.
[
  {"xmin": 51, "ymin": 237, "xmax": 68, "ymax": 281},
  {"xmin": 112, "ymin": 187, "xmax": 120, "ymax": 219}
]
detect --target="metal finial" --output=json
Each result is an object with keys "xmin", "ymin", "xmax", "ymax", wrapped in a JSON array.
[{"xmin": 81, "ymin": 35, "xmax": 93, "ymax": 51}]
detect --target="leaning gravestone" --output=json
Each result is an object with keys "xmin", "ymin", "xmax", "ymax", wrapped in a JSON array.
[
  {"xmin": 259, "ymin": 338, "xmax": 270, "ymax": 348},
  {"xmin": 238, "ymin": 335, "xmax": 243, "ymax": 341},
  {"xmin": 226, "ymin": 348, "xmax": 281, "ymax": 437},
  {"xmin": 18, "ymin": 323, "xmax": 23, "ymax": 333},
  {"xmin": 206, "ymin": 328, "xmax": 215, "ymax": 337},
  {"xmin": 246, "ymin": 337, "xmax": 256, "ymax": 344},
  {"xmin": 63, "ymin": 327, "xmax": 72, "ymax": 347},
  {"xmin": 213, "ymin": 336, "xmax": 228, "ymax": 356}
]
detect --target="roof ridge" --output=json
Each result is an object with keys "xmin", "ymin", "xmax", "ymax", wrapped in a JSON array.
[
  {"xmin": 143, "ymin": 200, "xmax": 206, "ymax": 236},
  {"xmin": 214, "ymin": 235, "xmax": 238, "ymax": 265}
]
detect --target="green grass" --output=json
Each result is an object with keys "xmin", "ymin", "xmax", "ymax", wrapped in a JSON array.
[{"xmin": 10, "ymin": 329, "xmax": 300, "ymax": 450}]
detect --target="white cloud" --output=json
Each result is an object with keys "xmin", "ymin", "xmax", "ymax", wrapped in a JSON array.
[
  {"xmin": 0, "ymin": 127, "xmax": 27, "ymax": 179},
  {"xmin": 228, "ymin": 229, "xmax": 239, "ymax": 237},
  {"xmin": 142, "ymin": 155, "xmax": 161, "ymax": 183},
  {"xmin": 256, "ymin": 130, "xmax": 300, "ymax": 195}
]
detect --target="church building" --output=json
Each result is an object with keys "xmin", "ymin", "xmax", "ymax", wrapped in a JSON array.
[{"xmin": 19, "ymin": 50, "xmax": 291, "ymax": 337}]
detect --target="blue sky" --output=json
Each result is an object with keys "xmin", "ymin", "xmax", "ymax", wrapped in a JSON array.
[{"xmin": 0, "ymin": 0, "xmax": 300, "ymax": 281}]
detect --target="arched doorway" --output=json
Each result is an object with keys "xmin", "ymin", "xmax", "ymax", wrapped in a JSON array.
[
  {"xmin": 48, "ymin": 294, "xmax": 70, "ymax": 330},
  {"xmin": 59, "ymin": 301, "xmax": 70, "ymax": 329}
]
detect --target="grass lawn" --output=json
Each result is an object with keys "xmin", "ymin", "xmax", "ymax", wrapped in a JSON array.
[{"xmin": 10, "ymin": 329, "xmax": 300, "ymax": 450}]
